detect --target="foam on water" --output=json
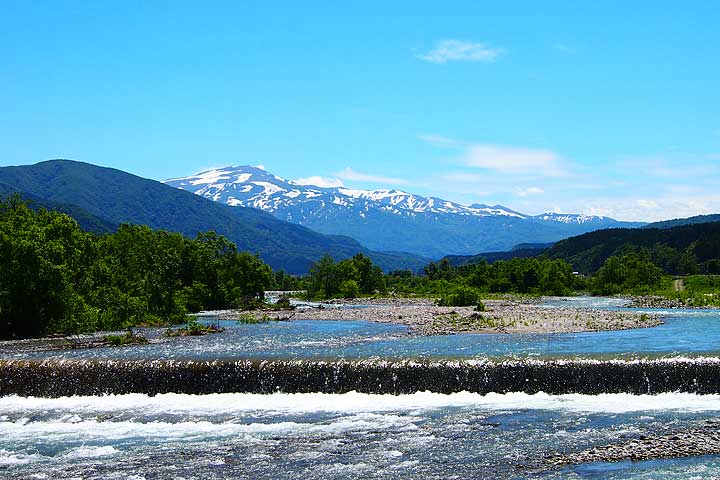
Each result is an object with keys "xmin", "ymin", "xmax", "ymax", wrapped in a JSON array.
[
  {"xmin": 0, "ymin": 413, "xmax": 417, "ymax": 444},
  {"xmin": 0, "ymin": 449, "xmax": 43, "ymax": 466},
  {"xmin": 3, "ymin": 391, "xmax": 720, "ymax": 416},
  {"xmin": 63, "ymin": 445, "xmax": 118, "ymax": 459}
]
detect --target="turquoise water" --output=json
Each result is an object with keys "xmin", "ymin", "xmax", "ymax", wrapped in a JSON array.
[{"xmin": 5, "ymin": 297, "xmax": 720, "ymax": 361}]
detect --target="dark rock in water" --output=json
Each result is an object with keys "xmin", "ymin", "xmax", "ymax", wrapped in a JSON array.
[
  {"xmin": 546, "ymin": 421, "xmax": 720, "ymax": 466},
  {"xmin": 1, "ymin": 358, "xmax": 720, "ymax": 397}
]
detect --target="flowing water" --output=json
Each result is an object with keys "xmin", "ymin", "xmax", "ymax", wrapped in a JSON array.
[
  {"xmin": 2, "ymin": 297, "xmax": 720, "ymax": 478},
  {"xmin": 4, "ymin": 298, "xmax": 720, "ymax": 361}
]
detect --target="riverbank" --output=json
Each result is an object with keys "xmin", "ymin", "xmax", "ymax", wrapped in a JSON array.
[
  {"xmin": 222, "ymin": 297, "xmax": 662, "ymax": 336},
  {"xmin": 625, "ymin": 295, "xmax": 717, "ymax": 309}
]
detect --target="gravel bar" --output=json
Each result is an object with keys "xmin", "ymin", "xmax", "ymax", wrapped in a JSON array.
[{"xmin": 223, "ymin": 298, "xmax": 662, "ymax": 336}]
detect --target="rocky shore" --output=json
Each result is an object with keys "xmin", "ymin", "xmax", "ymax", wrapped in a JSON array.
[
  {"xmin": 221, "ymin": 297, "xmax": 662, "ymax": 336},
  {"xmin": 626, "ymin": 295, "xmax": 716, "ymax": 309},
  {"xmin": 545, "ymin": 420, "xmax": 720, "ymax": 467}
]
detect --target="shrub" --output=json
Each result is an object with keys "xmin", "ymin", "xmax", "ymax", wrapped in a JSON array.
[
  {"xmin": 436, "ymin": 286, "xmax": 482, "ymax": 307},
  {"xmin": 103, "ymin": 331, "xmax": 148, "ymax": 346},
  {"xmin": 339, "ymin": 280, "xmax": 360, "ymax": 299},
  {"xmin": 237, "ymin": 313, "xmax": 274, "ymax": 324},
  {"xmin": 166, "ymin": 318, "xmax": 224, "ymax": 336}
]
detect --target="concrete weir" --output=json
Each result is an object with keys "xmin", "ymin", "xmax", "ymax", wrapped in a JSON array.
[{"xmin": 1, "ymin": 358, "xmax": 720, "ymax": 397}]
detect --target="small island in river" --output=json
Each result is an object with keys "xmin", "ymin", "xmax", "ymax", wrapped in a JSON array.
[{"xmin": 222, "ymin": 297, "xmax": 662, "ymax": 336}]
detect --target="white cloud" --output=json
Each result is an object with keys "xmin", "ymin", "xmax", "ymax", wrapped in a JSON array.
[
  {"xmin": 516, "ymin": 187, "xmax": 544, "ymax": 197},
  {"xmin": 293, "ymin": 176, "xmax": 344, "ymax": 188},
  {"xmin": 334, "ymin": 168, "xmax": 409, "ymax": 185},
  {"xmin": 464, "ymin": 144, "xmax": 567, "ymax": 176},
  {"xmin": 579, "ymin": 195, "xmax": 720, "ymax": 222},
  {"xmin": 417, "ymin": 134, "xmax": 461, "ymax": 148},
  {"xmin": 417, "ymin": 40, "xmax": 504, "ymax": 64}
]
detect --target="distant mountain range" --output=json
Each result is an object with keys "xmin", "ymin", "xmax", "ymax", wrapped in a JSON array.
[
  {"xmin": 0, "ymin": 160, "xmax": 429, "ymax": 274},
  {"xmin": 164, "ymin": 165, "xmax": 645, "ymax": 258},
  {"xmin": 644, "ymin": 214, "xmax": 720, "ymax": 230}
]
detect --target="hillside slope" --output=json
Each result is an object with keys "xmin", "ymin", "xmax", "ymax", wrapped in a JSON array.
[
  {"xmin": 645, "ymin": 214, "xmax": 720, "ymax": 229},
  {"xmin": 545, "ymin": 222, "xmax": 720, "ymax": 274}
]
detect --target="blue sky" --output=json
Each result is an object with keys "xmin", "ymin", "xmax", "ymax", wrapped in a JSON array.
[{"xmin": 1, "ymin": 1, "xmax": 718, "ymax": 221}]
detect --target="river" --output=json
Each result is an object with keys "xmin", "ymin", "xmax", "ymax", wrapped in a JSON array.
[{"xmin": 1, "ymin": 297, "xmax": 720, "ymax": 478}]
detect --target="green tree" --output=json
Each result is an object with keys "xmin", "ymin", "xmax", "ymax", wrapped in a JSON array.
[
  {"xmin": 591, "ymin": 253, "xmax": 664, "ymax": 295},
  {"xmin": 679, "ymin": 249, "xmax": 699, "ymax": 275}
]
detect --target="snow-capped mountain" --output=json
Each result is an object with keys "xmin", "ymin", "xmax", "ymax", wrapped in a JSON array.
[
  {"xmin": 164, "ymin": 166, "xmax": 643, "ymax": 258},
  {"xmin": 164, "ymin": 165, "xmax": 528, "ymax": 219}
]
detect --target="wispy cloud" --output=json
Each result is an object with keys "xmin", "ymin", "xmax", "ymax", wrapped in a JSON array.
[
  {"xmin": 417, "ymin": 134, "xmax": 461, "ymax": 148},
  {"xmin": 417, "ymin": 40, "xmax": 504, "ymax": 64},
  {"xmin": 578, "ymin": 194, "xmax": 720, "ymax": 222},
  {"xmin": 516, "ymin": 187, "xmax": 545, "ymax": 196},
  {"xmin": 419, "ymin": 134, "xmax": 568, "ymax": 177},
  {"xmin": 463, "ymin": 144, "xmax": 567, "ymax": 176},
  {"xmin": 334, "ymin": 167, "xmax": 409, "ymax": 185},
  {"xmin": 293, "ymin": 168, "xmax": 410, "ymax": 189},
  {"xmin": 293, "ymin": 176, "xmax": 344, "ymax": 188}
]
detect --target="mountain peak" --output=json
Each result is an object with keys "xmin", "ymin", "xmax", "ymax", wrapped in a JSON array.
[{"xmin": 164, "ymin": 165, "xmax": 643, "ymax": 258}]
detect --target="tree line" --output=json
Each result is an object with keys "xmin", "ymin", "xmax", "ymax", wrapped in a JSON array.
[
  {"xmin": 3, "ymin": 196, "xmax": 719, "ymax": 338},
  {"xmin": 0, "ymin": 196, "xmax": 273, "ymax": 338}
]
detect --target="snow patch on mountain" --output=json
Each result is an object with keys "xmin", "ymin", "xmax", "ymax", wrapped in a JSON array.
[{"xmin": 163, "ymin": 165, "xmax": 612, "ymax": 226}]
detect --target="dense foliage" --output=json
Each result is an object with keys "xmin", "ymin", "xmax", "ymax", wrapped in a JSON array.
[
  {"xmin": 590, "ymin": 253, "xmax": 665, "ymax": 295},
  {"xmin": 382, "ymin": 257, "xmax": 580, "ymax": 298},
  {"xmin": 305, "ymin": 254, "xmax": 386, "ymax": 299},
  {"xmin": 0, "ymin": 197, "xmax": 272, "ymax": 338},
  {"xmin": 432, "ymin": 258, "xmax": 577, "ymax": 296},
  {"xmin": 545, "ymin": 222, "xmax": 720, "ymax": 275}
]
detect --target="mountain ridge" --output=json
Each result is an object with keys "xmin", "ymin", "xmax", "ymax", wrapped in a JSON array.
[
  {"xmin": 545, "ymin": 221, "xmax": 720, "ymax": 274},
  {"xmin": 0, "ymin": 160, "xmax": 429, "ymax": 274},
  {"xmin": 164, "ymin": 165, "xmax": 645, "ymax": 258}
]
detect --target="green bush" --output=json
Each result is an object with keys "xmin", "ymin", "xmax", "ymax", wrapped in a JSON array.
[
  {"xmin": 166, "ymin": 318, "xmax": 224, "ymax": 336},
  {"xmin": 339, "ymin": 279, "xmax": 360, "ymax": 299},
  {"xmin": 436, "ymin": 286, "xmax": 482, "ymax": 307},
  {"xmin": 237, "ymin": 313, "xmax": 274, "ymax": 324},
  {"xmin": 103, "ymin": 331, "xmax": 149, "ymax": 346}
]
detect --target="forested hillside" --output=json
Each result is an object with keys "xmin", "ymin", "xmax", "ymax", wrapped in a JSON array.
[{"xmin": 545, "ymin": 222, "xmax": 720, "ymax": 274}]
